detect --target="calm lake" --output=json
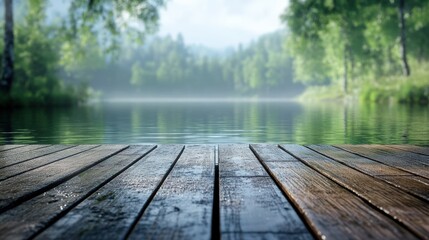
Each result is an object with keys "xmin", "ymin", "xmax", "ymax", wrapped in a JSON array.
[{"xmin": 0, "ymin": 100, "xmax": 428, "ymax": 145}]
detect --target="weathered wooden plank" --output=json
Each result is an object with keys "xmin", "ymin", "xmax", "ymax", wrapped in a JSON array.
[
  {"xmin": 336, "ymin": 145, "xmax": 429, "ymax": 178},
  {"xmin": 308, "ymin": 145, "xmax": 411, "ymax": 176},
  {"xmin": 166, "ymin": 145, "xmax": 215, "ymax": 177},
  {"xmin": 254, "ymin": 145, "xmax": 419, "ymax": 239},
  {"xmin": 250, "ymin": 144, "xmax": 297, "ymax": 162},
  {"xmin": 261, "ymin": 159, "xmax": 417, "ymax": 240},
  {"xmin": 378, "ymin": 175, "xmax": 429, "ymax": 202},
  {"xmin": 1, "ymin": 143, "xmax": 427, "ymax": 240},
  {"xmin": 222, "ymin": 232, "xmax": 315, "ymax": 240},
  {"xmin": 219, "ymin": 144, "xmax": 312, "ymax": 239},
  {"xmin": 36, "ymin": 145, "xmax": 184, "ymax": 240},
  {"xmin": 0, "ymin": 145, "xmax": 49, "ymax": 163},
  {"xmin": 388, "ymin": 145, "xmax": 429, "ymax": 156},
  {"xmin": 281, "ymin": 144, "xmax": 429, "ymax": 238},
  {"xmin": 308, "ymin": 145, "xmax": 429, "ymax": 201},
  {"xmin": 0, "ymin": 145, "xmax": 128, "ymax": 212},
  {"xmin": 370, "ymin": 145, "xmax": 429, "ymax": 164},
  {"xmin": 0, "ymin": 145, "xmax": 156, "ymax": 240},
  {"xmin": 220, "ymin": 177, "xmax": 312, "ymax": 239},
  {"xmin": 0, "ymin": 145, "xmax": 25, "ymax": 152},
  {"xmin": 219, "ymin": 144, "xmax": 267, "ymax": 177},
  {"xmin": 385, "ymin": 145, "xmax": 429, "ymax": 156},
  {"xmin": 373, "ymin": 145, "xmax": 429, "ymax": 164},
  {"xmin": 128, "ymin": 145, "xmax": 215, "ymax": 239},
  {"xmin": 0, "ymin": 145, "xmax": 99, "ymax": 181},
  {"xmin": 0, "ymin": 144, "xmax": 47, "ymax": 153},
  {"xmin": 0, "ymin": 145, "xmax": 74, "ymax": 169}
]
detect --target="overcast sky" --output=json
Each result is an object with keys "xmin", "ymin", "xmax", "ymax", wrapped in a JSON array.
[
  {"xmin": 158, "ymin": 0, "xmax": 289, "ymax": 49},
  {"xmin": 44, "ymin": 0, "xmax": 289, "ymax": 49}
]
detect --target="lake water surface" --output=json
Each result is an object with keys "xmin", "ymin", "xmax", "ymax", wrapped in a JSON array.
[{"xmin": 0, "ymin": 101, "xmax": 428, "ymax": 145}]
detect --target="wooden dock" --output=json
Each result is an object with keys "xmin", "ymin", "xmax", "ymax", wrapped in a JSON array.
[{"xmin": 0, "ymin": 144, "xmax": 428, "ymax": 239}]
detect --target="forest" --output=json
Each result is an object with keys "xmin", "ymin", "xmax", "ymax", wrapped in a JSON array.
[
  {"xmin": 76, "ymin": 32, "xmax": 302, "ymax": 98},
  {"xmin": 1, "ymin": 0, "xmax": 429, "ymax": 106},
  {"xmin": 284, "ymin": 0, "xmax": 429, "ymax": 103}
]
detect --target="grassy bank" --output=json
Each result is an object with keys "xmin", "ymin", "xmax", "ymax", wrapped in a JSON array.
[
  {"xmin": 299, "ymin": 63, "xmax": 429, "ymax": 105},
  {"xmin": 359, "ymin": 66, "xmax": 429, "ymax": 104}
]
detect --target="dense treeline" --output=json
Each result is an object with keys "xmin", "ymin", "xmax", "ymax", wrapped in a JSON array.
[
  {"xmin": 81, "ymin": 32, "xmax": 302, "ymax": 98},
  {"xmin": 2, "ymin": 0, "xmax": 429, "ymax": 105},
  {"xmin": 283, "ymin": 0, "xmax": 429, "ymax": 103},
  {"xmin": 0, "ymin": 0, "xmax": 302, "ymax": 106},
  {"xmin": 1, "ymin": 0, "xmax": 303, "ymax": 103}
]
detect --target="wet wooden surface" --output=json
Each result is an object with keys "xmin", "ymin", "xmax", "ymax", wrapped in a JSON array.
[
  {"xmin": 0, "ymin": 144, "xmax": 428, "ymax": 240},
  {"xmin": 220, "ymin": 145, "xmax": 312, "ymax": 240}
]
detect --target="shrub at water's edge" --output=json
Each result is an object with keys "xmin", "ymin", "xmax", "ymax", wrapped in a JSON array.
[
  {"xmin": 0, "ymin": 83, "xmax": 91, "ymax": 107},
  {"xmin": 298, "ymin": 62, "xmax": 429, "ymax": 105},
  {"xmin": 359, "ymin": 66, "xmax": 429, "ymax": 104},
  {"xmin": 299, "ymin": 81, "xmax": 429, "ymax": 105},
  {"xmin": 284, "ymin": 1, "xmax": 429, "ymax": 105}
]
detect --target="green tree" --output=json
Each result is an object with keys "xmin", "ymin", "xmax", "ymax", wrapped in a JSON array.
[
  {"xmin": 283, "ymin": 0, "xmax": 429, "ymax": 86},
  {"xmin": 1, "ymin": 0, "xmax": 166, "ymax": 102},
  {"xmin": 10, "ymin": 0, "xmax": 86, "ymax": 105},
  {"xmin": 0, "ymin": 0, "xmax": 14, "ymax": 95}
]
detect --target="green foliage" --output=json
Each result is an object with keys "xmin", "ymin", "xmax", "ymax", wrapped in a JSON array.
[
  {"xmin": 0, "ymin": 0, "xmax": 88, "ymax": 107},
  {"xmin": 81, "ymin": 31, "xmax": 302, "ymax": 98},
  {"xmin": 56, "ymin": 0, "xmax": 166, "ymax": 83},
  {"xmin": 397, "ymin": 84, "xmax": 429, "ymax": 104},
  {"xmin": 287, "ymin": 36, "xmax": 331, "ymax": 85},
  {"xmin": 359, "ymin": 86, "xmax": 390, "ymax": 103},
  {"xmin": 283, "ymin": 0, "xmax": 429, "ymax": 103},
  {"xmin": 65, "ymin": 0, "xmax": 166, "ymax": 52},
  {"xmin": 301, "ymin": 87, "xmax": 343, "ymax": 102},
  {"xmin": 359, "ymin": 62, "xmax": 429, "ymax": 104},
  {"xmin": 1, "ymin": 0, "xmax": 166, "ymax": 106}
]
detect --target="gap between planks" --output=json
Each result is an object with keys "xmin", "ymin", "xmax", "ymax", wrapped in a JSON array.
[{"xmin": 1, "ymin": 144, "xmax": 428, "ymax": 240}]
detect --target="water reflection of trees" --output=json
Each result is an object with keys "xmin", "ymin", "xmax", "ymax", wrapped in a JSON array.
[
  {"xmin": 0, "ymin": 103, "xmax": 428, "ymax": 144},
  {"xmin": 0, "ymin": 107, "xmax": 105, "ymax": 144},
  {"xmin": 292, "ymin": 103, "xmax": 429, "ymax": 145}
]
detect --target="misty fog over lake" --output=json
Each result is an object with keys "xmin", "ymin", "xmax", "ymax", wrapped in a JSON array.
[{"xmin": 0, "ymin": 0, "xmax": 428, "ymax": 145}]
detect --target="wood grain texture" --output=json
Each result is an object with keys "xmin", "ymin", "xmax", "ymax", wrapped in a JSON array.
[
  {"xmin": 388, "ymin": 145, "xmax": 429, "ymax": 156},
  {"xmin": 129, "ymin": 145, "xmax": 215, "ymax": 239},
  {"xmin": 254, "ymin": 145, "xmax": 420, "ymax": 240},
  {"xmin": 378, "ymin": 175, "xmax": 429, "ymax": 202},
  {"xmin": 0, "ymin": 145, "xmax": 50, "ymax": 167},
  {"xmin": 281, "ymin": 144, "xmax": 429, "ymax": 239},
  {"xmin": 220, "ymin": 144, "xmax": 312, "ymax": 239},
  {"xmin": 0, "ymin": 144, "xmax": 427, "ymax": 239},
  {"xmin": 0, "ymin": 145, "xmax": 98, "ymax": 181},
  {"xmin": 219, "ymin": 144, "xmax": 267, "ymax": 177},
  {"xmin": 250, "ymin": 144, "xmax": 297, "ymax": 162},
  {"xmin": 262, "ymin": 160, "xmax": 417, "ymax": 240},
  {"xmin": 308, "ymin": 145, "xmax": 411, "ymax": 176},
  {"xmin": 0, "ymin": 145, "xmax": 156, "ymax": 240},
  {"xmin": 0, "ymin": 145, "xmax": 74, "ymax": 169},
  {"xmin": 0, "ymin": 145, "xmax": 24, "ymax": 152},
  {"xmin": 336, "ymin": 144, "xmax": 429, "ymax": 178},
  {"xmin": 308, "ymin": 145, "xmax": 429, "ymax": 201},
  {"xmin": 220, "ymin": 177, "xmax": 313, "ymax": 239},
  {"xmin": 222, "ymin": 232, "xmax": 315, "ymax": 240},
  {"xmin": 373, "ymin": 145, "xmax": 429, "ymax": 164},
  {"xmin": 0, "ymin": 145, "xmax": 128, "ymax": 212},
  {"xmin": 36, "ymin": 145, "xmax": 184, "ymax": 240},
  {"xmin": 0, "ymin": 145, "xmax": 47, "ymax": 154}
]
